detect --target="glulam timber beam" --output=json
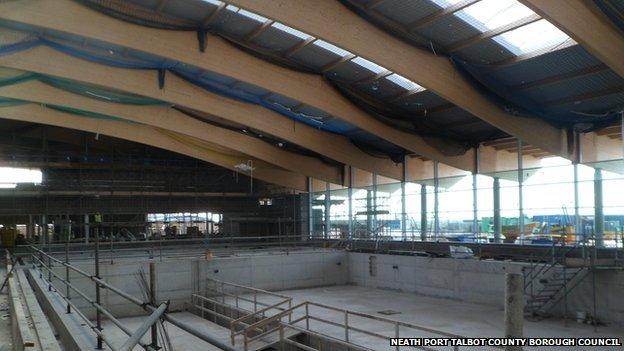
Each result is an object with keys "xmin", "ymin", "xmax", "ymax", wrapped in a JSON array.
[
  {"xmin": 0, "ymin": 79, "xmax": 344, "ymax": 185},
  {"xmin": 226, "ymin": 0, "xmax": 572, "ymax": 160},
  {"xmin": 0, "ymin": 0, "xmax": 472, "ymax": 172},
  {"xmin": 518, "ymin": 0, "xmax": 624, "ymax": 80},
  {"xmin": 0, "ymin": 104, "xmax": 308, "ymax": 190},
  {"xmin": 0, "ymin": 46, "xmax": 403, "ymax": 180}
]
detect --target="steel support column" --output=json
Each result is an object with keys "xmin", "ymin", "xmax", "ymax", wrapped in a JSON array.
[
  {"xmin": 420, "ymin": 184, "xmax": 427, "ymax": 241},
  {"xmin": 574, "ymin": 164, "xmax": 581, "ymax": 241},
  {"xmin": 473, "ymin": 147, "xmax": 480, "ymax": 238},
  {"xmin": 40, "ymin": 214, "xmax": 47, "ymax": 247},
  {"xmin": 433, "ymin": 161, "xmax": 440, "ymax": 240},
  {"xmin": 493, "ymin": 177, "xmax": 502, "ymax": 243},
  {"xmin": 372, "ymin": 173, "xmax": 378, "ymax": 239},
  {"xmin": 517, "ymin": 139, "xmax": 525, "ymax": 244},
  {"xmin": 401, "ymin": 158, "xmax": 407, "ymax": 241},
  {"xmin": 84, "ymin": 214, "xmax": 90, "ymax": 244},
  {"xmin": 307, "ymin": 177, "xmax": 313, "ymax": 239},
  {"xmin": 324, "ymin": 181, "xmax": 331, "ymax": 239},
  {"xmin": 348, "ymin": 167, "xmax": 353, "ymax": 240},
  {"xmin": 594, "ymin": 168, "xmax": 604, "ymax": 247}
]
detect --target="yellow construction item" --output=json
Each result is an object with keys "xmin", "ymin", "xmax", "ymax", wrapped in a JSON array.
[{"xmin": 0, "ymin": 227, "xmax": 17, "ymax": 247}]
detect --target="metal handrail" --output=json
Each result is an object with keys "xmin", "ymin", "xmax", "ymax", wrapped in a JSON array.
[
  {"xmin": 233, "ymin": 299, "xmax": 504, "ymax": 351},
  {"xmin": 206, "ymin": 277, "xmax": 292, "ymax": 300},
  {"xmin": 230, "ymin": 299, "xmax": 292, "ymax": 335},
  {"xmin": 523, "ymin": 235, "xmax": 592, "ymax": 291},
  {"xmin": 29, "ymin": 245, "xmax": 238, "ymax": 351}
]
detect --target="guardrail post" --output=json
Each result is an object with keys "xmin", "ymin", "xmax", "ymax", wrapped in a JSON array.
[
  {"xmin": 305, "ymin": 303, "xmax": 310, "ymax": 330},
  {"xmin": 150, "ymin": 262, "xmax": 158, "ymax": 349},
  {"xmin": 95, "ymin": 226, "xmax": 103, "ymax": 349},
  {"xmin": 253, "ymin": 291, "xmax": 257, "ymax": 313},
  {"xmin": 345, "ymin": 310, "xmax": 349, "ymax": 342},
  {"xmin": 65, "ymin": 237, "xmax": 71, "ymax": 314},
  {"xmin": 38, "ymin": 251, "xmax": 43, "ymax": 279},
  {"xmin": 394, "ymin": 321, "xmax": 399, "ymax": 351},
  {"xmin": 47, "ymin": 250, "xmax": 52, "ymax": 291},
  {"xmin": 279, "ymin": 325, "xmax": 284, "ymax": 351}
]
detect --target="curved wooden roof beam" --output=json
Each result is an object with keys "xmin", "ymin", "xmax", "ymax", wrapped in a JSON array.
[
  {"xmin": 0, "ymin": 46, "xmax": 402, "ymax": 180},
  {"xmin": 0, "ymin": 79, "xmax": 343, "ymax": 185},
  {"xmin": 518, "ymin": 0, "xmax": 624, "ymax": 80},
  {"xmin": 0, "ymin": 0, "xmax": 472, "ymax": 172},
  {"xmin": 225, "ymin": 0, "xmax": 573, "ymax": 160},
  {"xmin": 0, "ymin": 104, "xmax": 308, "ymax": 190}
]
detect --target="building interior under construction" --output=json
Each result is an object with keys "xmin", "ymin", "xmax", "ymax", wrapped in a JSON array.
[{"xmin": 0, "ymin": 0, "xmax": 624, "ymax": 350}]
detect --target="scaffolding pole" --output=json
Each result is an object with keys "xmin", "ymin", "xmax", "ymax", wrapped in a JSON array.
[
  {"xmin": 517, "ymin": 139, "xmax": 525, "ymax": 244},
  {"xmin": 420, "ymin": 184, "xmax": 427, "ymax": 242}
]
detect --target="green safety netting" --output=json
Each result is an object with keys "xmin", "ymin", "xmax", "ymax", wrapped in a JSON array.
[
  {"xmin": 47, "ymin": 105, "xmax": 139, "ymax": 124},
  {"xmin": 0, "ymin": 67, "xmax": 166, "ymax": 106},
  {"xmin": 0, "ymin": 96, "xmax": 138, "ymax": 124},
  {"xmin": 0, "ymin": 96, "xmax": 29, "ymax": 107}
]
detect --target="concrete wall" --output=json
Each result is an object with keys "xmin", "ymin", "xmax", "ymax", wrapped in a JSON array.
[
  {"xmin": 348, "ymin": 252, "xmax": 525, "ymax": 306},
  {"xmin": 52, "ymin": 249, "xmax": 348, "ymax": 319},
  {"xmin": 553, "ymin": 269, "xmax": 624, "ymax": 326},
  {"xmin": 46, "ymin": 248, "xmax": 623, "ymax": 326},
  {"xmin": 348, "ymin": 252, "xmax": 624, "ymax": 326}
]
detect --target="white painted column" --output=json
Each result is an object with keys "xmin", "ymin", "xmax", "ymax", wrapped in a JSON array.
[{"xmin": 504, "ymin": 273, "xmax": 524, "ymax": 351}]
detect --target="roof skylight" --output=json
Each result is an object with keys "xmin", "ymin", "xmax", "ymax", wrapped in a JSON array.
[
  {"xmin": 224, "ymin": 4, "xmax": 239, "ymax": 13},
  {"xmin": 271, "ymin": 22, "xmax": 311, "ymax": 40},
  {"xmin": 352, "ymin": 57, "xmax": 386, "ymax": 74},
  {"xmin": 493, "ymin": 19, "xmax": 573, "ymax": 55},
  {"xmin": 455, "ymin": 0, "xmax": 534, "ymax": 32},
  {"xmin": 237, "ymin": 9, "xmax": 267, "ymax": 23},
  {"xmin": 430, "ymin": 0, "xmax": 464, "ymax": 8},
  {"xmin": 202, "ymin": 0, "xmax": 222, "ymax": 5},
  {"xmin": 386, "ymin": 73, "xmax": 425, "ymax": 91},
  {"xmin": 313, "ymin": 39, "xmax": 351, "ymax": 57}
]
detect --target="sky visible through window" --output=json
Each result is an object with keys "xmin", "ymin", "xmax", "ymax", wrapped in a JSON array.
[
  {"xmin": 0, "ymin": 167, "xmax": 42, "ymax": 189},
  {"xmin": 433, "ymin": 0, "xmax": 575, "ymax": 56}
]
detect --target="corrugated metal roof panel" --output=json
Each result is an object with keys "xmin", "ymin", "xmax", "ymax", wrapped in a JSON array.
[
  {"xmin": 252, "ymin": 27, "xmax": 303, "ymax": 53},
  {"xmin": 215, "ymin": 12, "xmax": 263, "ymax": 38},
  {"xmin": 354, "ymin": 78, "xmax": 405, "ymax": 99},
  {"xmin": 160, "ymin": 0, "xmax": 214, "ymax": 22},
  {"xmin": 416, "ymin": 15, "xmax": 481, "ymax": 47},
  {"xmin": 375, "ymin": 0, "xmax": 442, "ymax": 26},
  {"xmin": 289, "ymin": 44, "xmax": 340, "ymax": 71},
  {"xmin": 547, "ymin": 92, "xmax": 624, "ymax": 115},
  {"xmin": 325, "ymin": 60, "xmax": 377, "ymax": 83},
  {"xmin": 392, "ymin": 91, "xmax": 448, "ymax": 112},
  {"xmin": 524, "ymin": 71, "xmax": 624, "ymax": 104},
  {"xmin": 455, "ymin": 39, "xmax": 515, "ymax": 64},
  {"xmin": 487, "ymin": 45, "xmax": 600, "ymax": 86}
]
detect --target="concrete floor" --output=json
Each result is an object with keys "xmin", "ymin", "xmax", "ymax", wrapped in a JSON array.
[
  {"xmin": 277, "ymin": 285, "xmax": 624, "ymax": 351},
  {"xmin": 0, "ymin": 268, "xmax": 13, "ymax": 351},
  {"xmin": 40, "ymin": 281, "xmax": 624, "ymax": 351},
  {"xmin": 101, "ymin": 312, "xmax": 230, "ymax": 351}
]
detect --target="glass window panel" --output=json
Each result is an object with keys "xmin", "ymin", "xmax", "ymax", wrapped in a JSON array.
[
  {"xmin": 493, "ymin": 19, "xmax": 573, "ymax": 55},
  {"xmin": 456, "ymin": 0, "xmax": 534, "ymax": 32}
]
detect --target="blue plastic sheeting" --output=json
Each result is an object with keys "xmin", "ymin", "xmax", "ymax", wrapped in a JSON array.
[
  {"xmin": 340, "ymin": 0, "xmax": 623, "ymax": 132},
  {"xmin": 452, "ymin": 55, "xmax": 624, "ymax": 131},
  {"xmin": 0, "ymin": 30, "xmax": 382, "ymax": 146}
]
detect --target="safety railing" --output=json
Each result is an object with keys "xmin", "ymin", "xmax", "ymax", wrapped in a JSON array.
[
  {"xmin": 30, "ymin": 245, "xmax": 167, "ymax": 351},
  {"xmin": 19, "ymin": 234, "xmax": 320, "ymax": 263},
  {"xmin": 29, "ymin": 245, "xmax": 238, "ymax": 351},
  {"xmin": 523, "ymin": 235, "xmax": 593, "ymax": 293},
  {"xmin": 189, "ymin": 277, "xmax": 293, "ymax": 345},
  {"xmin": 234, "ymin": 300, "xmax": 505, "ymax": 351}
]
